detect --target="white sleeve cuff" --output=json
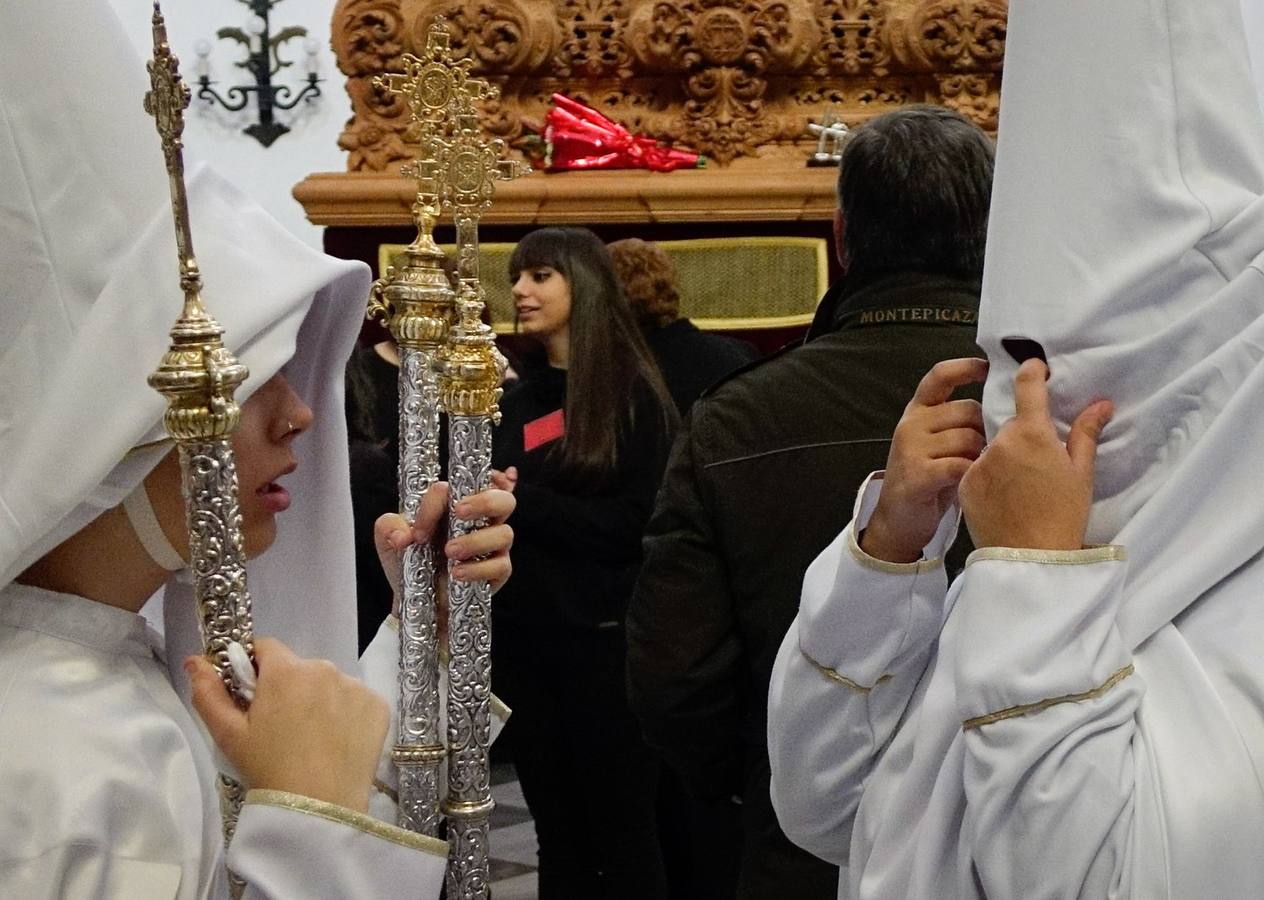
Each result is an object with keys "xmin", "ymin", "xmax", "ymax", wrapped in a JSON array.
[
  {"xmin": 852, "ymin": 471, "xmax": 962, "ymax": 569},
  {"xmin": 229, "ymin": 790, "xmax": 447, "ymax": 898},
  {"xmin": 797, "ymin": 472, "xmax": 955, "ymax": 687}
]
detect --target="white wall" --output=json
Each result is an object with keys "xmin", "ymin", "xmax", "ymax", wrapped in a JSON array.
[{"xmin": 107, "ymin": 0, "xmax": 348, "ymax": 248}]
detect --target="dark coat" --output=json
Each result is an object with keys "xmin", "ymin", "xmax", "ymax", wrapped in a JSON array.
[
  {"xmin": 627, "ymin": 271, "xmax": 982, "ymax": 899},
  {"xmin": 645, "ymin": 318, "xmax": 758, "ymax": 415}
]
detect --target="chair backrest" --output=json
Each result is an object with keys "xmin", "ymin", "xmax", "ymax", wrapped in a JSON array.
[{"xmin": 378, "ymin": 236, "xmax": 829, "ymax": 334}]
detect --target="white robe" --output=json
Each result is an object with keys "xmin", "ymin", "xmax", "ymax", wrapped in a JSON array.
[
  {"xmin": 768, "ymin": 476, "xmax": 1264, "ymax": 899},
  {"xmin": 0, "ymin": 582, "xmax": 448, "ymax": 898},
  {"xmin": 769, "ymin": 0, "xmax": 1264, "ymax": 895}
]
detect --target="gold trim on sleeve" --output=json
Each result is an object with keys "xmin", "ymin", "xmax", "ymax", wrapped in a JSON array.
[
  {"xmin": 799, "ymin": 644, "xmax": 891, "ymax": 694},
  {"xmin": 245, "ymin": 789, "xmax": 448, "ymax": 856},
  {"xmin": 385, "ymin": 614, "xmax": 401, "ymax": 633},
  {"xmin": 961, "ymin": 663, "xmax": 1135, "ymax": 731},
  {"xmin": 846, "ymin": 525, "xmax": 945, "ymax": 575},
  {"xmin": 965, "ymin": 545, "xmax": 1125, "ymax": 567}
]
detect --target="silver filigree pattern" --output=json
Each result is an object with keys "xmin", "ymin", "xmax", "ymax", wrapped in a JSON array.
[
  {"xmin": 217, "ymin": 773, "xmax": 248, "ymax": 899},
  {"xmin": 395, "ymin": 347, "xmax": 446, "ymax": 835},
  {"xmin": 446, "ymin": 815, "xmax": 492, "ymax": 900},
  {"xmin": 443, "ymin": 416, "xmax": 495, "ymax": 899},
  {"xmin": 181, "ymin": 439, "xmax": 253, "ymax": 895},
  {"xmin": 180, "ymin": 440, "xmax": 254, "ymax": 699}
]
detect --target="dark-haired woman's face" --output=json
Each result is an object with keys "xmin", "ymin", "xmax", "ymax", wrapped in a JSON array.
[{"xmin": 512, "ymin": 266, "xmax": 572, "ymax": 343}]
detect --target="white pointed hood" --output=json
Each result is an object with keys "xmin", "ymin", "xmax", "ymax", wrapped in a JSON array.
[
  {"xmin": 977, "ymin": 0, "xmax": 1264, "ymax": 649},
  {"xmin": 0, "ymin": 1, "xmax": 370, "ymax": 680}
]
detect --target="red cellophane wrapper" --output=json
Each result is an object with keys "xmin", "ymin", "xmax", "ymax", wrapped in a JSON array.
[{"xmin": 545, "ymin": 94, "xmax": 705, "ymax": 172}]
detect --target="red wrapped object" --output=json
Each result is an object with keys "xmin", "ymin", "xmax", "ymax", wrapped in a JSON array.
[{"xmin": 544, "ymin": 94, "xmax": 705, "ymax": 172}]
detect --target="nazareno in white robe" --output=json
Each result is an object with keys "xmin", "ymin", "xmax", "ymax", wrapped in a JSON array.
[
  {"xmin": 0, "ymin": 1, "xmax": 460, "ymax": 896},
  {"xmin": 768, "ymin": 0, "xmax": 1264, "ymax": 898},
  {"xmin": 0, "ymin": 583, "xmax": 446, "ymax": 898}
]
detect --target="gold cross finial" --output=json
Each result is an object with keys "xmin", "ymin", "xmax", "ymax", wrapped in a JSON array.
[
  {"xmin": 144, "ymin": 3, "xmax": 190, "ymax": 169},
  {"xmin": 144, "ymin": 2, "xmax": 249, "ymax": 445},
  {"xmin": 374, "ymin": 19, "xmax": 494, "ymax": 144},
  {"xmin": 144, "ymin": 2, "xmax": 201, "ymax": 306}
]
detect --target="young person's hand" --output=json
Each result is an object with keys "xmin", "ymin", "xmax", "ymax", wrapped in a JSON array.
[
  {"xmin": 188, "ymin": 639, "xmax": 388, "ymax": 813},
  {"xmin": 860, "ymin": 358, "xmax": 989, "ymax": 564},
  {"xmin": 959, "ymin": 359, "xmax": 1112, "ymax": 551},
  {"xmin": 375, "ymin": 480, "xmax": 517, "ymax": 619}
]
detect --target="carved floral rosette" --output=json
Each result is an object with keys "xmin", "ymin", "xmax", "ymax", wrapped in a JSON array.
[{"xmin": 332, "ymin": 0, "xmax": 1006, "ymax": 170}]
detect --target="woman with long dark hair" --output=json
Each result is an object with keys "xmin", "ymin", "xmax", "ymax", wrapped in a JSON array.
[{"xmin": 492, "ymin": 226, "xmax": 677, "ymax": 898}]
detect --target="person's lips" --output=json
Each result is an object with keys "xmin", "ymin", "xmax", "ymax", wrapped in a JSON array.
[
  {"xmin": 256, "ymin": 463, "xmax": 296, "ymax": 514},
  {"xmin": 257, "ymin": 482, "xmax": 290, "ymax": 513}
]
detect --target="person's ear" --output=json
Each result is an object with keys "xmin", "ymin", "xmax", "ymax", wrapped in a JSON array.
[{"xmin": 833, "ymin": 208, "xmax": 848, "ymax": 274}]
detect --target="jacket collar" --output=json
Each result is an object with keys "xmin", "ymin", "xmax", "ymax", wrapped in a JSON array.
[{"xmin": 805, "ymin": 271, "xmax": 981, "ymax": 342}]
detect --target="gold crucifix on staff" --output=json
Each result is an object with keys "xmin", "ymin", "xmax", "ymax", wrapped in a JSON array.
[
  {"xmin": 431, "ymin": 56, "xmax": 526, "ymax": 900},
  {"xmin": 376, "ymin": 19, "xmax": 479, "ymax": 149},
  {"xmin": 368, "ymin": 16, "xmax": 532, "ymax": 898},
  {"xmin": 438, "ymin": 102, "xmax": 528, "ymax": 414}
]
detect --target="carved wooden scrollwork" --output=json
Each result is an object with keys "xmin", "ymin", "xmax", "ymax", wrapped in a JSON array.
[{"xmin": 331, "ymin": 0, "xmax": 1007, "ymax": 170}]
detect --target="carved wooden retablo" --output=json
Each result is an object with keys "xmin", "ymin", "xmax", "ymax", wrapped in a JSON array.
[{"xmin": 332, "ymin": 0, "xmax": 1007, "ymax": 172}]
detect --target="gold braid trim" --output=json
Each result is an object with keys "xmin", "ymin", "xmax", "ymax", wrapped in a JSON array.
[
  {"xmin": 245, "ymin": 789, "xmax": 447, "ymax": 856},
  {"xmin": 800, "ymin": 644, "xmax": 891, "ymax": 694},
  {"xmin": 965, "ymin": 545, "xmax": 1126, "ymax": 567},
  {"xmin": 847, "ymin": 526, "xmax": 945, "ymax": 575},
  {"xmin": 961, "ymin": 664, "xmax": 1136, "ymax": 731}
]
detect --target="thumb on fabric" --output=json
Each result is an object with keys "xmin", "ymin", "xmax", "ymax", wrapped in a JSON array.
[
  {"xmin": 187, "ymin": 655, "xmax": 249, "ymax": 762},
  {"xmin": 1067, "ymin": 400, "xmax": 1114, "ymax": 478}
]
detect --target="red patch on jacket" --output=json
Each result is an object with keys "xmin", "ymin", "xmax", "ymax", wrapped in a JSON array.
[{"xmin": 523, "ymin": 409, "xmax": 565, "ymax": 451}]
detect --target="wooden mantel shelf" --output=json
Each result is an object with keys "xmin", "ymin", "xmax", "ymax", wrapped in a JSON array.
[{"xmin": 294, "ymin": 158, "xmax": 839, "ymax": 228}]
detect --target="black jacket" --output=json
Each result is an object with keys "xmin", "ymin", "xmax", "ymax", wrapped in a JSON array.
[
  {"xmin": 492, "ymin": 361, "xmax": 670, "ymax": 632},
  {"xmin": 626, "ymin": 271, "xmax": 982, "ymax": 899},
  {"xmin": 645, "ymin": 318, "xmax": 758, "ymax": 415}
]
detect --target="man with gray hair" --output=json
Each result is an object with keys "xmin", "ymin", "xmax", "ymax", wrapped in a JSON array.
[{"xmin": 627, "ymin": 105, "xmax": 994, "ymax": 899}]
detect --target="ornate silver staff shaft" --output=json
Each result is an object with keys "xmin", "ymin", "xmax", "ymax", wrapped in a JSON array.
[
  {"xmin": 143, "ymin": 5, "xmax": 253, "ymax": 896},
  {"xmin": 372, "ymin": 25, "xmax": 470, "ymax": 840},
  {"xmin": 366, "ymin": 160, "xmax": 453, "ymax": 837},
  {"xmin": 436, "ymin": 102, "xmax": 527, "ymax": 900}
]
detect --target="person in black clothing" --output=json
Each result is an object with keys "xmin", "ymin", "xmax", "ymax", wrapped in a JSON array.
[
  {"xmin": 606, "ymin": 246, "xmax": 757, "ymax": 898},
  {"xmin": 626, "ymin": 105, "xmax": 996, "ymax": 900},
  {"xmin": 345, "ymin": 341, "xmax": 405, "ymax": 652},
  {"xmin": 608, "ymin": 238, "xmax": 758, "ymax": 415},
  {"xmin": 491, "ymin": 226, "xmax": 678, "ymax": 899}
]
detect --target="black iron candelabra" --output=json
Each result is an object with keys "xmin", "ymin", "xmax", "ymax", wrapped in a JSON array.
[{"xmin": 194, "ymin": 0, "xmax": 321, "ymax": 147}]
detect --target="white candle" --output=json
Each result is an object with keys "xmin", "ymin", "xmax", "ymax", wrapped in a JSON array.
[
  {"xmin": 194, "ymin": 39, "xmax": 210, "ymax": 80},
  {"xmin": 303, "ymin": 38, "xmax": 319, "ymax": 77}
]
